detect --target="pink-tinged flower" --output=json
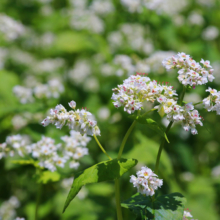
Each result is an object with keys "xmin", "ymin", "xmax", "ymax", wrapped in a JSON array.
[
  {"xmin": 41, "ymin": 101, "xmax": 100, "ymax": 136},
  {"xmin": 130, "ymin": 166, "xmax": 163, "ymax": 196},
  {"xmin": 162, "ymin": 52, "xmax": 214, "ymax": 86}
]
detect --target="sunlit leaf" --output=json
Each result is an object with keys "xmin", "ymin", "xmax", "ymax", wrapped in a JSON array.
[{"xmin": 63, "ymin": 158, "xmax": 138, "ymax": 213}]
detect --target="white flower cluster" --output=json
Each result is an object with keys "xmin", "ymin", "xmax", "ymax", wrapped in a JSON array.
[
  {"xmin": 183, "ymin": 210, "xmax": 197, "ymax": 220},
  {"xmin": 108, "ymin": 23, "xmax": 154, "ymax": 55},
  {"xmin": 13, "ymin": 78, "xmax": 64, "ymax": 104},
  {"xmin": 130, "ymin": 166, "xmax": 163, "ymax": 196},
  {"xmin": 0, "ymin": 135, "xmax": 30, "ymax": 159},
  {"xmin": 162, "ymin": 52, "xmax": 214, "ymax": 87},
  {"xmin": 69, "ymin": 0, "xmax": 114, "ymax": 34},
  {"xmin": 112, "ymin": 74, "xmax": 177, "ymax": 114},
  {"xmin": 203, "ymin": 87, "xmax": 220, "ymax": 115},
  {"xmin": 0, "ymin": 196, "xmax": 25, "ymax": 220},
  {"xmin": 156, "ymin": 101, "xmax": 203, "ymax": 135},
  {"xmin": 120, "ymin": 0, "xmax": 188, "ymax": 15},
  {"xmin": 61, "ymin": 130, "xmax": 90, "ymax": 169},
  {"xmin": 0, "ymin": 131, "xmax": 90, "ymax": 172},
  {"xmin": 0, "ymin": 14, "xmax": 26, "ymax": 41},
  {"xmin": 28, "ymin": 136, "xmax": 65, "ymax": 172},
  {"xmin": 41, "ymin": 101, "xmax": 101, "ymax": 136}
]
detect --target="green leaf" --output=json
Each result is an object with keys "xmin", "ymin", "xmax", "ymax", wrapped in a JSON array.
[
  {"xmin": 12, "ymin": 159, "xmax": 40, "ymax": 168},
  {"xmin": 122, "ymin": 192, "xmax": 186, "ymax": 220},
  {"xmin": 63, "ymin": 158, "xmax": 138, "ymax": 213},
  {"xmin": 136, "ymin": 116, "xmax": 169, "ymax": 143},
  {"xmin": 38, "ymin": 171, "xmax": 61, "ymax": 184}
]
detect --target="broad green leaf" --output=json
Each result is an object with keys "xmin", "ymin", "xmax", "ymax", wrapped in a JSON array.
[
  {"xmin": 63, "ymin": 158, "xmax": 138, "ymax": 213},
  {"xmin": 135, "ymin": 116, "xmax": 169, "ymax": 143},
  {"xmin": 38, "ymin": 171, "xmax": 61, "ymax": 184},
  {"xmin": 122, "ymin": 192, "xmax": 186, "ymax": 220}
]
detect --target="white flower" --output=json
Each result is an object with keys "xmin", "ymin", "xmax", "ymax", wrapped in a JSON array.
[
  {"xmin": 203, "ymin": 87, "xmax": 220, "ymax": 115},
  {"xmin": 130, "ymin": 166, "xmax": 163, "ymax": 196},
  {"xmin": 162, "ymin": 52, "xmax": 214, "ymax": 86},
  {"xmin": 42, "ymin": 101, "xmax": 100, "ymax": 136}
]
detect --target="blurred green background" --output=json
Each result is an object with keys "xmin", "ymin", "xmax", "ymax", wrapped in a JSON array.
[{"xmin": 0, "ymin": 0, "xmax": 220, "ymax": 219}]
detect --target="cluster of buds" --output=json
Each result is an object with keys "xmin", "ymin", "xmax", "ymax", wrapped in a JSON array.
[
  {"xmin": 0, "ymin": 135, "xmax": 30, "ymax": 159},
  {"xmin": 61, "ymin": 130, "xmax": 90, "ymax": 169},
  {"xmin": 111, "ymin": 74, "xmax": 177, "ymax": 114},
  {"xmin": 41, "ymin": 101, "xmax": 100, "ymax": 136},
  {"xmin": 162, "ymin": 52, "xmax": 214, "ymax": 87},
  {"xmin": 203, "ymin": 87, "xmax": 220, "ymax": 115},
  {"xmin": 130, "ymin": 166, "xmax": 163, "ymax": 196},
  {"xmin": 27, "ymin": 136, "xmax": 65, "ymax": 172}
]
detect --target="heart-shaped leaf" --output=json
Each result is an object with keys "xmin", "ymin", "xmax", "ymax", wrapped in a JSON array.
[
  {"xmin": 122, "ymin": 192, "xmax": 186, "ymax": 220},
  {"xmin": 63, "ymin": 158, "xmax": 138, "ymax": 213}
]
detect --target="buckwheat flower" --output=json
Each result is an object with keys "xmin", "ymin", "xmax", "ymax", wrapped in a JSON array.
[
  {"xmin": 61, "ymin": 130, "xmax": 90, "ymax": 169},
  {"xmin": 112, "ymin": 74, "xmax": 178, "ymax": 114},
  {"xmin": 162, "ymin": 52, "xmax": 214, "ymax": 86},
  {"xmin": 130, "ymin": 166, "xmax": 163, "ymax": 196},
  {"xmin": 0, "ymin": 135, "xmax": 30, "ymax": 159},
  {"xmin": 15, "ymin": 218, "xmax": 25, "ymax": 220},
  {"xmin": 28, "ymin": 136, "xmax": 66, "ymax": 172},
  {"xmin": 13, "ymin": 86, "xmax": 34, "ymax": 104},
  {"xmin": 183, "ymin": 210, "xmax": 197, "ymax": 220},
  {"xmin": 0, "ymin": 14, "xmax": 26, "ymax": 41},
  {"xmin": 203, "ymin": 87, "xmax": 220, "ymax": 114},
  {"xmin": 42, "ymin": 101, "xmax": 101, "ymax": 136},
  {"xmin": 0, "ymin": 196, "xmax": 20, "ymax": 220}
]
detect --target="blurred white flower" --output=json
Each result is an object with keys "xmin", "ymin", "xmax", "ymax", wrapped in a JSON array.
[
  {"xmin": 90, "ymin": 0, "xmax": 114, "ymax": 15},
  {"xmin": 70, "ymin": 9, "xmax": 104, "ymax": 33},
  {"xmin": 68, "ymin": 59, "xmax": 91, "ymax": 84},
  {"xmin": 0, "ymin": 14, "xmax": 26, "ymax": 41},
  {"xmin": 180, "ymin": 172, "xmax": 194, "ymax": 182},
  {"xmin": 211, "ymin": 165, "xmax": 220, "ymax": 178},
  {"xmin": 202, "ymin": 26, "xmax": 219, "ymax": 41},
  {"xmin": 97, "ymin": 107, "xmax": 110, "ymax": 121},
  {"xmin": 188, "ymin": 11, "xmax": 204, "ymax": 26}
]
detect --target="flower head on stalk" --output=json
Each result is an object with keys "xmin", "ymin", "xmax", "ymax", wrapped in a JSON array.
[
  {"xmin": 130, "ymin": 166, "xmax": 163, "ymax": 196},
  {"xmin": 111, "ymin": 74, "xmax": 177, "ymax": 114},
  {"xmin": 162, "ymin": 52, "xmax": 214, "ymax": 87},
  {"xmin": 41, "ymin": 101, "xmax": 100, "ymax": 136}
]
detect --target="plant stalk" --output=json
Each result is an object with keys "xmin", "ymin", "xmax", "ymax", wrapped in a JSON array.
[
  {"xmin": 93, "ymin": 135, "xmax": 112, "ymax": 160},
  {"xmin": 117, "ymin": 120, "xmax": 137, "ymax": 159},
  {"xmin": 115, "ymin": 179, "xmax": 123, "ymax": 220},
  {"xmin": 35, "ymin": 183, "xmax": 42, "ymax": 220},
  {"xmin": 155, "ymin": 86, "xmax": 186, "ymax": 174}
]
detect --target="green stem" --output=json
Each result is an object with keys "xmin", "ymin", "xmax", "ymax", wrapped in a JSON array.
[
  {"xmin": 35, "ymin": 183, "xmax": 42, "ymax": 220},
  {"xmin": 115, "ymin": 179, "xmax": 123, "ymax": 220},
  {"xmin": 155, "ymin": 86, "xmax": 186, "ymax": 174},
  {"xmin": 154, "ymin": 121, "xmax": 173, "ymax": 174},
  {"xmin": 141, "ymin": 108, "xmax": 157, "ymax": 118},
  {"xmin": 93, "ymin": 135, "xmax": 112, "ymax": 160},
  {"xmin": 117, "ymin": 120, "xmax": 137, "ymax": 159},
  {"xmin": 194, "ymin": 101, "xmax": 203, "ymax": 106}
]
